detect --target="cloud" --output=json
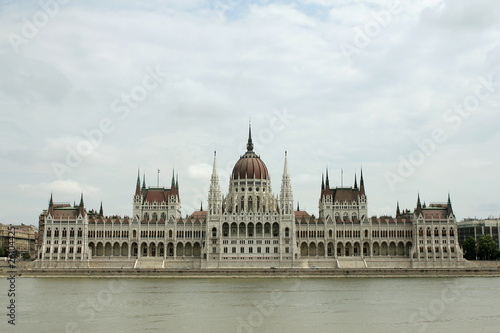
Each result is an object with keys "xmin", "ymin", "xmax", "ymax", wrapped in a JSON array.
[{"xmin": 0, "ymin": 0, "xmax": 499, "ymax": 223}]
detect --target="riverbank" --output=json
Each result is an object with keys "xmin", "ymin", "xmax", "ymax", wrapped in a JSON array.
[{"xmin": 2, "ymin": 267, "xmax": 500, "ymax": 278}]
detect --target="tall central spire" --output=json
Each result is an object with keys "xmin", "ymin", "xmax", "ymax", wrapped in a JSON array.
[{"xmin": 247, "ymin": 121, "xmax": 254, "ymax": 152}]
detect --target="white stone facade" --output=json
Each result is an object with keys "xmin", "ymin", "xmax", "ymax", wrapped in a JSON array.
[{"xmin": 36, "ymin": 129, "xmax": 465, "ymax": 269}]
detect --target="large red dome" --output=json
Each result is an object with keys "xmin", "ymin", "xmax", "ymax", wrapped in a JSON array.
[
  {"xmin": 231, "ymin": 125, "xmax": 270, "ymax": 180},
  {"xmin": 232, "ymin": 151, "xmax": 270, "ymax": 180}
]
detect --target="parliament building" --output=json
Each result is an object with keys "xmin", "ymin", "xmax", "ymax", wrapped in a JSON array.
[{"xmin": 36, "ymin": 128, "xmax": 466, "ymax": 269}]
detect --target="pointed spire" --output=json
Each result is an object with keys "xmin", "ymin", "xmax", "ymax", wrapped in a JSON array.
[
  {"xmin": 49, "ymin": 193, "xmax": 53, "ymax": 207},
  {"xmin": 175, "ymin": 173, "xmax": 179, "ymax": 189},
  {"xmin": 171, "ymin": 169, "xmax": 175, "ymax": 188},
  {"xmin": 447, "ymin": 193, "xmax": 454, "ymax": 216},
  {"xmin": 417, "ymin": 193, "xmax": 421, "ymax": 208},
  {"xmin": 321, "ymin": 173, "xmax": 325, "ymax": 190},
  {"xmin": 200, "ymin": 201, "xmax": 203, "ymax": 211},
  {"xmin": 79, "ymin": 193, "xmax": 84, "ymax": 207},
  {"xmin": 135, "ymin": 169, "xmax": 141, "ymax": 196},
  {"xmin": 142, "ymin": 173, "xmax": 146, "ymax": 189},
  {"xmin": 280, "ymin": 150, "xmax": 293, "ymax": 214},
  {"xmin": 283, "ymin": 151, "xmax": 289, "ymax": 176},
  {"xmin": 325, "ymin": 168, "xmax": 330, "ymax": 189},
  {"xmin": 208, "ymin": 150, "xmax": 222, "ymax": 214},
  {"xmin": 359, "ymin": 168, "xmax": 366, "ymax": 196},
  {"xmin": 396, "ymin": 201, "xmax": 400, "ymax": 217},
  {"xmin": 354, "ymin": 173, "xmax": 358, "ymax": 189},
  {"xmin": 297, "ymin": 202, "xmax": 300, "ymax": 211},
  {"xmin": 247, "ymin": 121, "xmax": 254, "ymax": 152},
  {"xmin": 99, "ymin": 201, "xmax": 103, "ymax": 216}
]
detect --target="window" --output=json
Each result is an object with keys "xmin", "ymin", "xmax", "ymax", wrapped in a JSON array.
[
  {"xmin": 265, "ymin": 247, "xmax": 270, "ymax": 253},
  {"xmin": 223, "ymin": 247, "xmax": 228, "ymax": 253},
  {"xmin": 249, "ymin": 247, "xmax": 253, "ymax": 253},
  {"xmin": 212, "ymin": 227, "xmax": 217, "ymax": 237},
  {"xmin": 240, "ymin": 247, "xmax": 244, "ymax": 253},
  {"xmin": 212, "ymin": 247, "xmax": 216, "ymax": 254},
  {"xmin": 274, "ymin": 247, "xmax": 278, "ymax": 253},
  {"xmin": 232, "ymin": 247, "xmax": 236, "ymax": 254},
  {"xmin": 257, "ymin": 247, "xmax": 261, "ymax": 253}
]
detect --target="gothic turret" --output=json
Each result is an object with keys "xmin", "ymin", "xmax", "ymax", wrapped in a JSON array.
[
  {"xmin": 208, "ymin": 151, "xmax": 222, "ymax": 215},
  {"xmin": 280, "ymin": 151, "xmax": 293, "ymax": 215}
]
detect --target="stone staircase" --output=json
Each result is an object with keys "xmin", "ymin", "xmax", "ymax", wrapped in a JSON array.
[
  {"xmin": 135, "ymin": 258, "xmax": 164, "ymax": 269},
  {"xmin": 337, "ymin": 257, "xmax": 367, "ymax": 268}
]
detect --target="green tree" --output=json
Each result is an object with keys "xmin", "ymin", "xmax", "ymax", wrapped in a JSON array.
[
  {"xmin": 462, "ymin": 236, "xmax": 477, "ymax": 260},
  {"xmin": 21, "ymin": 252, "xmax": 31, "ymax": 260},
  {"xmin": 0, "ymin": 247, "xmax": 6, "ymax": 257},
  {"xmin": 477, "ymin": 234, "xmax": 498, "ymax": 260}
]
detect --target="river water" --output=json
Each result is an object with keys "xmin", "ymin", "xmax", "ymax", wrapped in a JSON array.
[{"xmin": 1, "ymin": 277, "xmax": 499, "ymax": 333}]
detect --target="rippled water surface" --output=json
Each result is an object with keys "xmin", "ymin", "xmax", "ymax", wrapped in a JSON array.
[{"xmin": 1, "ymin": 277, "xmax": 499, "ymax": 332}]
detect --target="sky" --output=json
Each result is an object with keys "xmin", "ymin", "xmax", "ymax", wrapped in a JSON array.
[{"xmin": 1, "ymin": 0, "xmax": 499, "ymax": 226}]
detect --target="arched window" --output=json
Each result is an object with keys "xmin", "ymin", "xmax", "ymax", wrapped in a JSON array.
[
  {"xmin": 46, "ymin": 228, "xmax": 51, "ymax": 237},
  {"xmin": 161, "ymin": 212, "xmax": 166, "ymax": 220},
  {"xmin": 54, "ymin": 228, "xmax": 59, "ymax": 237},
  {"xmin": 272, "ymin": 223, "xmax": 279, "ymax": 237},
  {"xmin": 212, "ymin": 227, "xmax": 217, "ymax": 237},
  {"xmin": 285, "ymin": 227, "xmax": 290, "ymax": 237},
  {"xmin": 70, "ymin": 228, "xmax": 75, "ymax": 237},
  {"xmin": 168, "ymin": 230, "xmax": 173, "ymax": 238},
  {"xmin": 144, "ymin": 213, "xmax": 149, "ymax": 221},
  {"xmin": 62, "ymin": 228, "xmax": 67, "ymax": 237},
  {"xmin": 152, "ymin": 212, "xmax": 158, "ymax": 220}
]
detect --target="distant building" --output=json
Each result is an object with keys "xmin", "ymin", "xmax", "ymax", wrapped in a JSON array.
[
  {"xmin": 0, "ymin": 223, "xmax": 38, "ymax": 258},
  {"xmin": 36, "ymin": 127, "xmax": 466, "ymax": 269},
  {"xmin": 457, "ymin": 219, "xmax": 500, "ymax": 250}
]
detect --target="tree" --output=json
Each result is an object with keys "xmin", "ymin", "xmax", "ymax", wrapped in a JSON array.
[
  {"xmin": 477, "ymin": 234, "xmax": 498, "ymax": 260},
  {"xmin": 21, "ymin": 252, "xmax": 31, "ymax": 260},
  {"xmin": 462, "ymin": 236, "xmax": 477, "ymax": 260},
  {"xmin": 0, "ymin": 247, "xmax": 6, "ymax": 257}
]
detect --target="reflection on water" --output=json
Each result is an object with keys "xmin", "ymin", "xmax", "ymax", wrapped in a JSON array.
[{"xmin": 2, "ymin": 277, "xmax": 500, "ymax": 332}]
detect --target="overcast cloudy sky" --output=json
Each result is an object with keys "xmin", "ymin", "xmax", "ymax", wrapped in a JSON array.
[{"xmin": 1, "ymin": 0, "xmax": 499, "ymax": 225}]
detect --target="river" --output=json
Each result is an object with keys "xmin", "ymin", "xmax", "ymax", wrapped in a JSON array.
[{"xmin": 2, "ymin": 277, "xmax": 499, "ymax": 332}]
